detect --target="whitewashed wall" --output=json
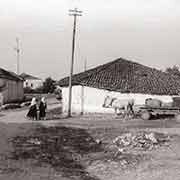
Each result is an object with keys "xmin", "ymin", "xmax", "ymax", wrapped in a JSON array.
[
  {"xmin": 0, "ymin": 93, "xmax": 3, "ymax": 106},
  {"xmin": 62, "ymin": 86, "xmax": 173, "ymax": 114},
  {"xmin": 24, "ymin": 79, "xmax": 43, "ymax": 89}
]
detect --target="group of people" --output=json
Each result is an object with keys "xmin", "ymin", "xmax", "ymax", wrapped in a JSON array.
[{"xmin": 26, "ymin": 97, "xmax": 47, "ymax": 120}]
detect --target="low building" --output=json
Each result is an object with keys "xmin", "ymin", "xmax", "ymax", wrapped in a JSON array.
[
  {"xmin": 20, "ymin": 73, "xmax": 43, "ymax": 89},
  {"xmin": 0, "ymin": 68, "xmax": 24, "ymax": 105},
  {"xmin": 59, "ymin": 58, "xmax": 180, "ymax": 114}
]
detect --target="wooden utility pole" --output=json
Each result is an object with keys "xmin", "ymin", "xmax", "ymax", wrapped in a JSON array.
[
  {"xmin": 68, "ymin": 8, "xmax": 82, "ymax": 117},
  {"xmin": 81, "ymin": 59, "xmax": 87, "ymax": 115},
  {"xmin": 14, "ymin": 38, "xmax": 20, "ymax": 75}
]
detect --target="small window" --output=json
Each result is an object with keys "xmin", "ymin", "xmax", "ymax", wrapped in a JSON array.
[
  {"xmin": 26, "ymin": 82, "xmax": 28, "ymax": 86},
  {"xmin": 31, "ymin": 83, "xmax": 33, "ymax": 87}
]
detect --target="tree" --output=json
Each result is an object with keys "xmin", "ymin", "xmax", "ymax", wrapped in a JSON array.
[
  {"xmin": 43, "ymin": 77, "xmax": 56, "ymax": 93},
  {"xmin": 165, "ymin": 65, "xmax": 180, "ymax": 78}
]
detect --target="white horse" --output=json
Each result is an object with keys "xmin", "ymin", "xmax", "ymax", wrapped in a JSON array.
[{"xmin": 103, "ymin": 96, "xmax": 135, "ymax": 117}]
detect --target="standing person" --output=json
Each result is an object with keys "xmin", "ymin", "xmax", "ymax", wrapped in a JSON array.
[
  {"xmin": 26, "ymin": 97, "xmax": 38, "ymax": 120},
  {"xmin": 39, "ymin": 97, "xmax": 47, "ymax": 120}
]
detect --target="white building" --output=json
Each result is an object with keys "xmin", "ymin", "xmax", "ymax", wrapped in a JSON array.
[
  {"xmin": 59, "ymin": 58, "xmax": 180, "ymax": 114},
  {"xmin": 20, "ymin": 73, "xmax": 43, "ymax": 89}
]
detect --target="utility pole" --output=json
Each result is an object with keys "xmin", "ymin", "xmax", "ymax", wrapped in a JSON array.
[
  {"xmin": 68, "ymin": 8, "xmax": 82, "ymax": 117},
  {"xmin": 81, "ymin": 59, "xmax": 87, "ymax": 115},
  {"xmin": 14, "ymin": 38, "xmax": 20, "ymax": 75}
]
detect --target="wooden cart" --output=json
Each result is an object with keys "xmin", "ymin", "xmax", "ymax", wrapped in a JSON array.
[{"xmin": 137, "ymin": 106, "xmax": 180, "ymax": 120}]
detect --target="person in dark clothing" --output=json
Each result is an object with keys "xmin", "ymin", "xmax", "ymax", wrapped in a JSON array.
[
  {"xmin": 39, "ymin": 97, "xmax": 47, "ymax": 120},
  {"xmin": 26, "ymin": 97, "xmax": 38, "ymax": 120}
]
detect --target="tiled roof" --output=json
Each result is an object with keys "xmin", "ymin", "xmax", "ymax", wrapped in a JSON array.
[
  {"xmin": 59, "ymin": 58, "xmax": 180, "ymax": 95},
  {"xmin": 0, "ymin": 68, "xmax": 23, "ymax": 81}
]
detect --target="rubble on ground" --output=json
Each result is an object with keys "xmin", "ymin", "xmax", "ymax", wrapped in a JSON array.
[
  {"xmin": 112, "ymin": 131, "xmax": 171, "ymax": 153},
  {"xmin": 9, "ymin": 128, "xmax": 172, "ymax": 174}
]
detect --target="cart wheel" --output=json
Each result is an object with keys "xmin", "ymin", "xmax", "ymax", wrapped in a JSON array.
[
  {"xmin": 175, "ymin": 114, "xmax": 180, "ymax": 122},
  {"xmin": 141, "ymin": 111, "xmax": 151, "ymax": 120}
]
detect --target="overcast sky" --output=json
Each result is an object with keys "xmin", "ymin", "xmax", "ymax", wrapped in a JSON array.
[{"xmin": 0, "ymin": 0, "xmax": 180, "ymax": 80}]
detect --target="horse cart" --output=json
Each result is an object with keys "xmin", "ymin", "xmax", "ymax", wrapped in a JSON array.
[
  {"xmin": 137, "ymin": 97, "xmax": 180, "ymax": 120},
  {"xmin": 103, "ymin": 95, "xmax": 180, "ymax": 120},
  {"xmin": 137, "ymin": 106, "xmax": 180, "ymax": 120}
]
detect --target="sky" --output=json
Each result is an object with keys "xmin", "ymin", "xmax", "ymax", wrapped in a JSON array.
[{"xmin": 0, "ymin": 0, "xmax": 180, "ymax": 80}]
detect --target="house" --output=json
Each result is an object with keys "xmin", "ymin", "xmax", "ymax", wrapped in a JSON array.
[
  {"xmin": 20, "ymin": 73, "xmax": 43, "ymax": 89},
  {"xmin": 0, "ymin": 68, "xmax": 24, "ymax": 105},
  {"xmin": 58, "ymin": 58, "xmax": 180, "ymax": 114}
]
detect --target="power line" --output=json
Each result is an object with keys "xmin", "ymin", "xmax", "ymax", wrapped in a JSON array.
[{"xmin": 68, "ymin": 8, "xmax": 82, "ymax": 117}]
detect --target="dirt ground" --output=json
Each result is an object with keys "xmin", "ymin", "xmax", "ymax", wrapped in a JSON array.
[{"xmin": 0, "ymin": 103, "xmax": 180, "ymax": 180}]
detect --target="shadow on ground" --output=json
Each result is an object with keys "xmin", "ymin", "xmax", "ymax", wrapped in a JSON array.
[
  {"xmin": 151, "ymin": 114, "xmax": 175, "ymax": 120},
  {"xmin": 10, "ymin": 126, "xmax": 102, "ymax": 180}
]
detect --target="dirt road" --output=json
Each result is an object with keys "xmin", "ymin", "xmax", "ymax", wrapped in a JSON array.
[
  {"xmin": 1, "ymin": 102, "xmax": 180, "ymax": 180},
  {"xmin": 0, "ymin": 98, "xmax": 61, "ymax": 123}
]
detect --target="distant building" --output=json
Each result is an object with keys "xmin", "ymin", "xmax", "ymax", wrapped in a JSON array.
[
  {"xmin": 20, "ymin": 73, "xmax": 43, "ymax": 89},
  {"xmin": 0, "ymin": 68, "xmax": 24, "ymax": 105}
]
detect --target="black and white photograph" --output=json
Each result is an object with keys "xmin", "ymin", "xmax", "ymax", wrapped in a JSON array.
[{"xmin": 0, "ymin": 0, "xmax": 180, "ymax": 179}]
